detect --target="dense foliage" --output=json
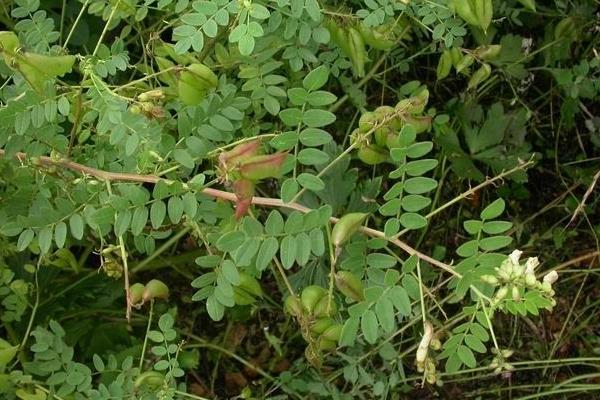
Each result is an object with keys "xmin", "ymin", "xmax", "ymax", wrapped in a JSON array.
[{"xmin": 0, "ymin": 0, "xmax": 599, "ymax": 398}]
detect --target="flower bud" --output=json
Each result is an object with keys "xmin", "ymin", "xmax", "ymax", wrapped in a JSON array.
[
  {"xmin": 495, "ymin": 286, "xmax": 508, "ymax": 301},
  {"xmin": 416, "ymin": 321, "xmax": 433, "ymax": 365},
  {"xmin": 524, "ymin": 257, "xmax": 539, "ymax": 275},
  {"xmin": 525, "ymin": 273, "xmax": 537, "ymax": 287},
  {"xmin": 543, "ymin": 270, "xmax": 558, "ymax": 285},
  {"xmin": 508, "ymin": 250, "xmax": 523, "ymax": 266},
  {"xmin": 481, "ymin": 275, "xmax": 499, "ymax": 285},
  {"xmin": 511, "ymin": 286, "xmax": 521, "ymax": 302}
]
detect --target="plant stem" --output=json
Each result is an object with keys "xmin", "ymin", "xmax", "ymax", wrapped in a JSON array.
[
  {"xmin": 0, "ymin": 149, "xmax": 457, "ymax": 276},
  {"xmin": 139, "ymin": 299, "xmax": 154, "ymax": 371}
]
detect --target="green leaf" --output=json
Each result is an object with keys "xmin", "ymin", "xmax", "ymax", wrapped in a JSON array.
[
  {"xmin": 297, "ymin": 173, "xmax": 325, "ymax": 191},
  {"xmin": 361, "ymin": 309, "xmax": 379, "ymax": 344},
  {"xmin": 17, "ymin": 229, "xmax": 34, "ymax": 251},
  {"xmin": 281, "ymin": 178, "xmax": 299, "ymax": 203},
  {"xmin": 482, "ymin": 221, "xmax": 512, "ymax": 234},
  {"xmin": 389, "ymin": 286, "xmax": 411, "ymax": 316},
  {"xmin": 339, "ymin": 316, "xmax": 360, "ymax": 347},
  {"xmin": 456, "ymin": 240, "xmax": 479, "ymax": 258},
  {"xmin": 256, "ymin": 237, "xmax": 279, "ymax": 271},
  {"xmin": 221, "ymin": 260, "xmax": 240, "ymax": 285},
  {"xmin": 279, "ymin": 108, "xmax": 303, "ymax": 126},
  {"xmin": 401, "ymin": 195, "xmax": 431, "ymax": 212},
  {"xmin": 478, "ymin": 235, "xmax": 513, "ymax": 251},
  {"xmin": 297, "ymin": 148, "xmax": 329, "ymax": 165},
  {"xmin": 69, "ymin": 214, "xmax": 84, "ymax": 240},
  {"xmin": 54, "ymin": 222, "xmax": 67, "ymax": 248},
  {"xmin": 399, "ymin": 213, "xmax": 427, "ymax": 230},
  {"xmin": 457, "ymin": 345, "xmax": 477, "ymax": 368},
  {"xmin": 114, "ymin": 210, "xmax": 132, "ymax": 236},
  {"xmin": 309, "ymin": 228, "xmax": 325, "ymax": 256},
  {"xmin": 299, "ymin": 128, "xmax": 332, "ymax": 146},
  {"xmin": 465, "ymin": 334, "xmax": 487, "ymax": 353},
  {"xmin": 233, "ymin": 237, "xmax": 261, "ymax": 266},
  {"xmin": 280, "ymin": 235, "xmax": 297, "ymax": 269},
  {"xmin": 303, "ymin": 66, "xmax": 329, "ymax": 91},
  {"xmin": 405, "ymin": 159, "xmax": 438, "ymax": 176},
  {"xmin": 168, "ymin": 196, "xmax": 184, "ymax": 224},
  {"xmin": 265, "ymin": 210, "xmax": 284, "ymax": 235},
  {"xmin": 206, "ymin": 295, "xmax": 225, "ymax": 321},
  {"xmin": 38, "ymin": 227, "xmax": 53, "ymax": 254},
  {"xmin": 480, "ymin": 199, "xmax": 505, "ymax": 220},
  {"xmin": 445, "ymin": 352, "xmax": 463, "ymax": 373},
  {"xmin": 463, "ymin": 220, "xmax": 483, "ymax": 235},
  {"xmin": 150, "ymin": 201, "xmax": 166, "ymax": 229},
  {"xmin": 216, "ymin": 231, "xmax": 245, "ymax": 252},
  {"xmin": 302, "ymin": 109, "xmax": 336, "ymax": 127},
  {"xmin": 375, "ymin": 297, "xmax": 395, "ymax": 333},
  {"xmin": 367, "ymin": 253, "xmax": 397, "ymax": 269},
  {"xmin": 403, "ymin": 177, "xmax": 437, "ymax": 194},
  {"xmin": 295, "ymin": 232, "xmax": 311, "ymax": 265}
]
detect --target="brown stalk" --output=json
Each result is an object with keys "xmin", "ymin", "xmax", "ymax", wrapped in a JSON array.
[{"xmin": 1, "ymin": 149, "xmax": 457, "ymax": 275}]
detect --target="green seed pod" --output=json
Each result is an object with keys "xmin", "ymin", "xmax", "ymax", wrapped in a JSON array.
[
  {"xmin": 313, "ymin": 296, "xmax": 337, "ymax": 318},
  {"xmin": 143, "ymin": 279, "xmax": 170, "ymax": 301},
  {"xmin": 357, "ymin": 144, "xmax": 389, "ymax": 165},
  {"xmin": 138, "ymin": 89, "xmax": 165, "ymax": 102},
  {"xmin": 554, "ymin": 17, "xmax": 577, "ymax": 41},
  {"xmin": 453, "ymin": 0, "xmax": 479, "ymax": 26},
  {"xmin": 318, "ymin": 338, "xmax": 337, "ymax": 351},
  {"xmin": 311, "ymin": 318, "xmax": 335, "ymax": 335},
  {"xmin": 134, "ymin": 371, "xmax": 165, "ymax": 390},
  {"xmin": 128, "ymin": 283, "xmax": 145, "ymax": 306},
  {"xmin": 437, "ymin": 49, "xmax": 453, "ymax": 80},
  {"xmin": 516, "ymin": 0, "xmax": 536, "ymax": 11},
  {"xmin": 347, "ymin": 27, "xmax": 367, "ymax": 78},
  {"xmin": 219, "ymin": 140, "xmax": 262, "ymax": 170},
  {"xmin": 301, "ymin": 285, "xmax": 327, "ymax": 314},
  {"xmin": 321, "ymin": 324, "xmax": 343, "ymax": 342},
  {"xmin": 284, "ymin": 295, "xmax": 303, "ymax": 317},
  {"xmin": 455, "ymin": 54, "xmax": 475, "ymax": 74},
  {"xmin": 410, "ymin": 88, "xmax": 430, "ymax": 114},
  {"xmin": 474, "ymin": 45, "xmax": 502, "ymax": 61},
  {"xmin": 177, "ymin": 63, "xmax": 218, "ymax": 105},
  {"xmin": 358, "ymin": 112, "xmax": 377, "ymax": 133},
  {"xmin": 239, "ymin": 153, "xmax": 287, "ymax": 181},
  {"xmin": 403, "ymin": 115, "xmax": 432, "ymax": 134},
  {"xmin": 467, "ymin": 63, "xmax": 491, "ymax": 90},
  {"xmin": 233, "ymin": 273, "xmax": 263, "ymax": 305},
  {"xmin": 474, "ymin": 0, "xmax": 493, "ymax": 32},
  {"xmin": 374, "ymin": 126, "xmax": 392, "ymax": 148},
  {"xmin": 331, "ymin": 213, "xmax": 368, "ymax": 247},
  {"xmin": 450, "ymin": 47, "xmax": 463, "ymax": 68},
  {"xmin": 334, "ymin": 270, "xmax": 365, "ymax": 301}
]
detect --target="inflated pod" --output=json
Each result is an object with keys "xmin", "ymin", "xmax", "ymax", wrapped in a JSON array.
[{"xmin": 301, "ymin": 285, "xmax": 327, "ymax": 314}]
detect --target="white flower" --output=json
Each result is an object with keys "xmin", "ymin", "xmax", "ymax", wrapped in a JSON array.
[
  {"xmin": 509, "ymin": 250, "xmax": 523, "ymax": 266},
  {"xmin": 524, "ymin": 257, "xmax": 539, "ymax": 275},
  {"xmin": 543, "ymin": 270, "xmax": 558, "ymax": 285}
]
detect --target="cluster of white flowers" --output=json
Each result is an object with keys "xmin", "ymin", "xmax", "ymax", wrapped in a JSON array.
[{"xmin": 481, "ymin": 250, "xmax": 558, "ymax": 307}]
